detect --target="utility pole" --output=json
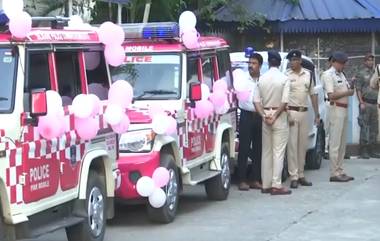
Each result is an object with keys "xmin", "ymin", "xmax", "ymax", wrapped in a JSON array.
[
  {"xmin": 68, "ymin": 0, "xmax": 73, "ymax": 17},
  {"xmin": 143, "ymin": 0, "xmax": 151, "ymax": 23}
]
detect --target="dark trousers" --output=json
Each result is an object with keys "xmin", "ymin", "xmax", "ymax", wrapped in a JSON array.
[{"xmin": 237, "ymin": 109, "xmax": 262, "ymax": 182}]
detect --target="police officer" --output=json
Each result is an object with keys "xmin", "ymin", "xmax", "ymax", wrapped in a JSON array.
[
  {"xmin": 237, "ymin": 52, "xmax": 263, "ymax": 191},
  {"xmin": 356, "ymin": 54, "xmax": 380, "ymax": 159},
  {"xmin": 321, "ymin": 51, "xmax": 355, "ymax": 182},
  {"xmin": 254, "ymin": 50, "xmax": 291, "ymax": 195},
  {"xmin": 286, "ymin": 50, "xmax": 320, "ymax": 189}
]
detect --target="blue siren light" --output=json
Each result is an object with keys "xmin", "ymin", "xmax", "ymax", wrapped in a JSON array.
[
  {"xmin": 122, "ymin": 22, "xmax": 179, "ymax": 40},
  {"xmin": 0, "ymin": 11, "xmax": 9, "ymax": 26},
  {"xmin": 245, "ymin": 47, "xmax": 255, "ymax": 58}
]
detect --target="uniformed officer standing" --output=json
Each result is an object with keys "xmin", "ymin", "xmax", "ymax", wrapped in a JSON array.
[
  {"xmin": 237, "ymin": 52, "xmax": 263, "ymax": 191},
  {"xmin": 356, "ymin": 54, "xmax": 380, "ymax": 159},
  {"xmin": 321, "ymin": 51, "xmax": 355, "ymax": 182},
  {"xmin": 286, "ymin": 50, "xmax": 320, "ymax": 189},
  {"xmin": 254, "ymin": 50, "xmax": 291, "ymax": 195}
]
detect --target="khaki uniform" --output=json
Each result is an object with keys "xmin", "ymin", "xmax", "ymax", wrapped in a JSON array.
[
  {"xmin": 356, "ymin": 66, "xmax": 378, "ymax": 145},
  {"xmin": 322, "ymin": 66, "xmax": 350, "ymax": 177},
  {"xmin": 254, "ymin": 67, "xmax": 289, "ymax": 189},
  {"xmin": 370, "ymin": 65, "xmax": 380, "ymax": 141},
  {"xmin": 286, "ymin": 68, "xmax": 315, "ymax": 181}
]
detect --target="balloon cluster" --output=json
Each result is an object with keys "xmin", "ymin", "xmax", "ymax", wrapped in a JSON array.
[
  {"xmin": 98, "ymin": 22, "xmax": 125, "ymax": 67},
  {"xmin": 4, "ymin": 0, "xmax": 32, "ymax": 39},
  {"xmin": 149, "ymin": 104, "xmax": 177, "ymax": 135},
  {"xmin": 136, "ymin": 167, "xmax": 170, "ymax": 208},
  {"xmin": 179, "ymin": 11, "xmax": 200, "ymax": 49},
  {"xmin": 72, "ymin": 94, "xmax": 102, "ymax": 140},
  {"xmin": 233, "ymin": 69, "xmax": 251, "ymax": 102},
  {"xmin": 37, "ymin": 91, "xmax": 66, "ymax": 140},
  {"xmin": 104, "ymin": 80, "xmax": 133, "ymax": 134},
  {"xmin": 194, "ymin": 79, "xmax": 230, "ymax": 118}
]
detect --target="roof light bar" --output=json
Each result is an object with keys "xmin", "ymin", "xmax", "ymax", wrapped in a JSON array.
[{"xmin": 121, "ymin": 22, "xmax": 179, "ymax": 40}]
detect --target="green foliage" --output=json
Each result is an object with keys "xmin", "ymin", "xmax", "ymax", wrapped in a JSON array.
[{"xmin": 287, "ymin": 0, "xmax": 300, "ymax": 5}]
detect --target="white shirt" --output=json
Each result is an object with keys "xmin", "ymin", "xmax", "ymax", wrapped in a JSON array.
[{"xmin": 238, "ymin": 73, "xmax": 258, "ymax": 112}]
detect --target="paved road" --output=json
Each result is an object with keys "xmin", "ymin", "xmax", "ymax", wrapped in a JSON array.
[{"xmin": 24, "ymin": 158, "xmax": 380, "ymax": 241}]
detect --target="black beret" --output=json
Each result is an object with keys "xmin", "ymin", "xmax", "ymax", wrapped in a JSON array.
[
  {"xmin": 267, "ymin": 50, "xmax": 281, "ymax": 62},
  {"xmin": 286, "ymin": 50, "xmax": 302, "ymax": 59},
  {"xmin": 331, "ymin": 51, "xmax": 348, "ymax": 63}
]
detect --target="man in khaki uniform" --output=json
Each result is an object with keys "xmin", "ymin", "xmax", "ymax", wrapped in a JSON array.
[
  {"xmin": 370, "ymin": 63, "xmax": 380, "ymax": 143},
  {"xmin": 285, "ymin": 50, "xmax": 320, "ymax": 189},
  {"xmin": 322, "ymin": 51, "xmax": 355, "ymax": 182},
  {"xmin": 254, "ymin": 50, "xmax": 291, "ymax": 195}
]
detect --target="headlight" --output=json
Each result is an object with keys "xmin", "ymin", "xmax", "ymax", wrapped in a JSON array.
[{"xmin": 119, "ymin": 129, "xmax": 155, "ymax": 152}]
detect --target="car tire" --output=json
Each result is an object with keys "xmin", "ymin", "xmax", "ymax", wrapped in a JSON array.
[
  {"xmin": 205, "ymin": 142, "xmax": 230, "ymax": 201},
  {"xmin": 0, "ymin": 208, "xmax": 15, "ymax": 241},
  {"xmin": 305, "ymin": 121, "xmax": 325, "ymax": 170},
  {"xmin": 147, "ymin": 153, "xmax": 179, "ymax": 224},
  {"xmin": 66, "ymin": 171, "xmax": 106, "ymax": 241}
]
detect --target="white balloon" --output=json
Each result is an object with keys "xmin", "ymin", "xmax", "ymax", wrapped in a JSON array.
[
  {"xmin": 72, "ymin": 94, "xmax": 93, "ymax": 119},
  {"xmin": 233, "ymin": 69, "xmax": 248, "ymax": 91},
  {"xmin": 179, "ymin": 11, "xmax": 197, "ymax": 32},
  {"xmin": 215, "ymin": 100, "xmax": 229, "ymax": 115},
  {"xmin": 46, "ymin": 90, "xmax": 64, "ymax": 116},
  {"xmin": 152, "ymin": 114, "xmax": 168, "ymax": 135},
  {"xmin": 68, "ymin": 15, "xmax": 83, "ymax": 28},
  {"xmin": 104, "ymin": 104, "xmax": 124, "ymax": 126},
  {"xmin": 136, "ymin": 176, "xmax": 155, "ymax": 197},
  {"xmin": 148, "ymin": 188, "xmax": 167, "ymax": 208},
  {"xmin": 201, "ymin": 83, "xmax": 211, "ymax": 100},
  {"xmin": 3, "ymin": 0, "xmax": 24, "ymax": 19}
]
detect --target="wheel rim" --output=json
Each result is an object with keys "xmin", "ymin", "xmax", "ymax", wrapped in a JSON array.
[
  {"xmin": 220, "ymin": 151, "xmax": 230, "ymax": 189},
  {"xmin": 88, "ymin": 187, "xmax": 104, "ymax": 237},
  {"xmin": 165, "ymin": 168, "xmax": 178, "ymax": 211}
]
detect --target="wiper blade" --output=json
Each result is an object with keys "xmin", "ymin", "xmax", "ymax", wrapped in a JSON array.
[
  {"xmin": 134, "ymin": 89, "xmax": 177, "ymax": 100},
  {"xmin": 0, "ymin": 97, "xmax": 8, "ymax": 101}
]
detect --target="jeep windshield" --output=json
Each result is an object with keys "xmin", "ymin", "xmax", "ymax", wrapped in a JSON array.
[
  {"xmin": 110, "ymin": 54, "xmax": 181, "ymax": 100},
  {"xmin": 0, "ymin": 48, "xmax": 16, "ymax": 113}
]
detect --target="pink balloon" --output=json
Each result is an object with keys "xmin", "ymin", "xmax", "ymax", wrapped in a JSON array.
[
  {"xmin": 75, "ymin": 117, "xmax": 99, "ymax": 140},
  {"xmin": 182, "ymin": 28, "xmax": 199, "ymax": 49},
  {"xmin": 9, "ymin": 11, "xmax": 32, "ymax": 39},
  {"xmin": 213, "ymin": 79, "xmax": 228, "ymax": 93},
  {"xmin": 152, "ymin": 167, "xmax": 170, "ymax": 188},
  {"xmin": 38, "ymin": 115, "xmax": 63, "ymax": 140},
  {"xmin": 108, "ymin": 80, "xmax": 133, "ymax": 109},
  {"xmin": 104, "ymin": 44, "xmax": 125, "ymax": 67},
  {"xmin": 236, "ymin": 90, "xmax": 251, "ymax": 102},
  {"xmin": 85, "ymin": 52, "xmax": 101, "ymax": 70},
  {"xmin": 194, "ymin": 100, "xmax": 213, "ymax": 118},
  {"xmin": 88, "ymin": 94, "xmax": 101, "ymax": 117},
  {"xmin": 209, "ymin": 92, "xmax": 227, "ymax": 108},
  {"xmin": 98, "ymin": 22, "xmax": 124, "ymax": 46},
  {"xmin": 111, "ymin": 114, "xmax": 130, "ymax": 134},
  {"xmin": 165, "ymin": 116, "xmax": 177, "ymax": 135}
]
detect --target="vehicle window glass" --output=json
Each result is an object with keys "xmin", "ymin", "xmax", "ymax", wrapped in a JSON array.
[
  {"xmin": 55, "ymin": 52, "xmax": 82, "ymax": 106},
  {"xmin": 0, "ymin": 48, "xmax": 16, "ymax": 112},
  {"xmin": 85, "ymin": 51, "xmax": 109, "ymax": 100},
  {"xmin": 27, "ymin": 52, "xmax": 51, "ymax": 91},
  {"xmin": 110, "ymin": 54, "xmax": 181, "ymax": 100},
  {"xmin": 217, "ymin": 51, "xmax": 232, "ymax": 87},
  {"xmin": 187, "ymin": 58, "xmax": 199, "ymax": 83},
  {"xmin": 202, "ymin": 57, "xmax": 214, "ymax": 89}
]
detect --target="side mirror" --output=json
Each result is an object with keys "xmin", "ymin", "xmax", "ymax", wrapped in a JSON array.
[
  {"xmin": 30, "ymin": 88, "xmax": 47, "ymax": 117},
  {"xmin": 189, "ymin": 82, "xmax": 202, "ymax": 102}
]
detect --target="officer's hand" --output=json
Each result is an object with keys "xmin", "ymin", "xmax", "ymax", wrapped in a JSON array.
[
  {"xmin": 264, "ymin": 116, "xmax": 274, "ymax": 125},
  {"xmin": 314, "ymin": 116, "xmax": 320, "ymax": 125},
  {"xmin": 360, "ymin": 103, "xmax": 366, "ymax": 110},
  {"xmin": 289, "ymin": 118, "xmax": 295, "ymax": 126},
  {"xmin": 347, "ymin": 89, "xmax": 355, "ymax": 96}
]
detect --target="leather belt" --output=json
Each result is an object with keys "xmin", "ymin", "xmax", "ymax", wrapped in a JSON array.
[
  {"xmin": 288, "ymin": 106, "xmax": 308, "ymax": 112},
  {"xmin": 363, "ymin": 97, "xmax": 377, "ymax": 105},
  {"xmin": 330, "ymin": 102, "xmax": 348, "ymax": 108},
  {"xmin": 264, "ymin": 107, "xmax": 278, "ymax": 110}
]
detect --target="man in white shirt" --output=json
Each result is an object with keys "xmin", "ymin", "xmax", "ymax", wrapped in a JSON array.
[{"xmin": 237, "ymin": 52, "xmax": 263, "ymax": 191}]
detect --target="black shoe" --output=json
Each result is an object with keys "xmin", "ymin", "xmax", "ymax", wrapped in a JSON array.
[
  {"xmin": 299, "ymin": 177, "xmax": 312, "ymax": 186},
  {"xmin": 329, "ymin": 175, "xmax": 350, "ymax": 182},
  {"xmin": 290, "ymin": 180, "xmax": 298, "ymax": 189},
  {"xmin": 341, "ymin": 174, "xmax": 354, "ymax": 181}
]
